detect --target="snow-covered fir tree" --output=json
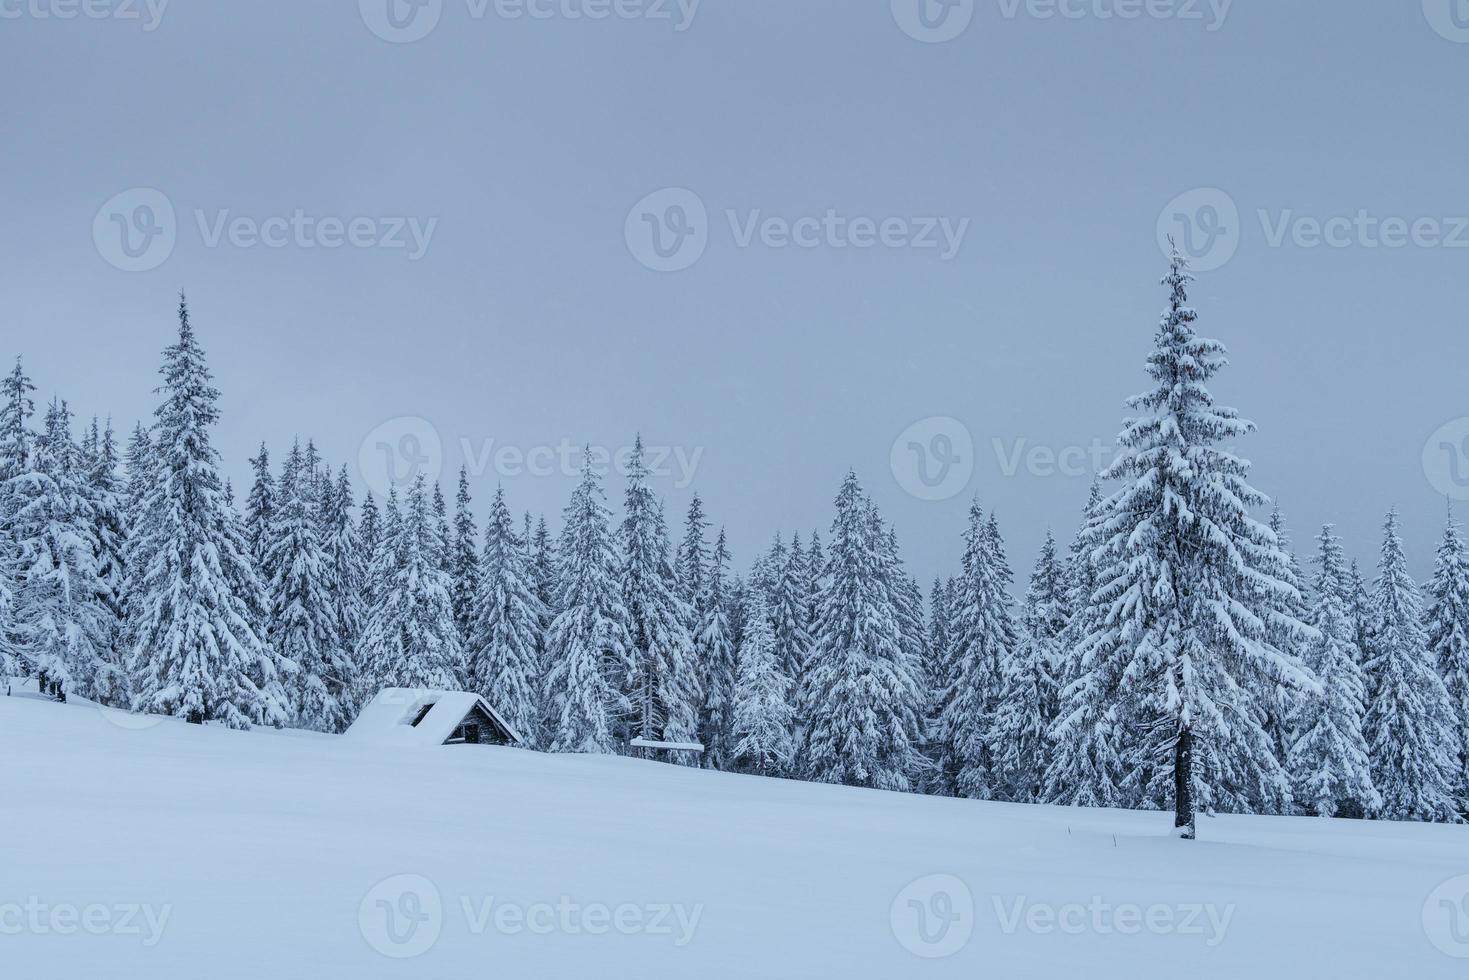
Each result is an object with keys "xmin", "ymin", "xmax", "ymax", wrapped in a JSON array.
[
  {"xmin": 697, "ymin": 528, "xmax": 738, "ymax": 770},
  {"xmin": 265, "ymin": 439, "xmax": 347, "ymax": 732},
  {"xmin": 921, "ymin": 576, "xmax": 956, "ymax": 795},
  {"xmin": 675, "ymin": 493, "xmax": 709, "ymax": 618},
  {"xmin": 358, "ymin": 475, "xmax": 462, "ymax": 692},
  {"xmin": 6, "ymin": 399, "xmax": 111, "ymax": 700},
  {"xmin": 1363, "ymin": 508, "xmax": 1462, "ymax": 822},
  {"xmin": 798, "ymin": 471, "xmax": 926, "ymax": 791},
  {"xmin": 732, "ymin": 589, "xmax": 795, "ymax": 775},
  {"xmin": 1076, "ymin": 248, "xmax": 1313, "ymax": 837},
  {"xmin": 244, "ymin": 443, "xmax": 274, "ymax": 573},
  {"xmin": 1260, "ymin": 506, "xmax": 1311, "ymax": 764},
  {"xmin": 431, "ymin": 480, "xmax": 451, "ymax": 579},
  {"xmin": 80, "ymin": 421, "xmax": 125, "ymax": 604},
  {"xmin": 620, "ymin": 437, "xmax": 700, "ymax": 754},
  {"xmin": 1046, "ymin": 481, "xmax": 1126, "ymax": 807},
  {"xmin": 543, "ymin": 454, "xmax": 633, "ymax": 753},
  {"xmin": 770, "ymin": 530, "xmax": 813, "ymax": 693},
  {"xmin": 0, "ymin": 357, "xmax": 37, "ymax": 680},
  {"xmin": 125, "ymin": 296, "xmax": 291, "ymax": 728},
  {"xmin": 465, "ymin": 486, "xmax": 543, "ymax": 742},
  {"xmin": 320, "ymin": 466, "xmax": 365, "ymax": 715},
  {"xmin": 1426, "ymin": 508, "xmax": 1469, "ymax": 810},
  {"xmin": 449, "ymin": 466, "xmax": 480, "ymax": 644},
  {"xmin": 991, "ymin": 530, "xmax": 1065, "ymax": 803},
  {"xmin": 937, "ymin": 499, "xmax": 1014, "ymax": 800},
  {"xmin": 1288, "ymin": 525, "xmax": 1379, "ymax": 818}
]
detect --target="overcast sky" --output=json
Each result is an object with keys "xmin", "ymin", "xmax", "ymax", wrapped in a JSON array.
[{"xmin": 4, "ymin": 1, "xmax": 1469, "ymax": 587}]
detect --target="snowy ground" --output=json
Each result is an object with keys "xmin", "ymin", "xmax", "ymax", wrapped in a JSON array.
[{"xmin": 3, "ymin": 690, "xmax": 1467, "ymax": 979}]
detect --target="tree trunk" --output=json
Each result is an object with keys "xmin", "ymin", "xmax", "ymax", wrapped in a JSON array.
[{"xmin": 1174, "ymin": 728, "xmax": 1196, "ymax": 840}]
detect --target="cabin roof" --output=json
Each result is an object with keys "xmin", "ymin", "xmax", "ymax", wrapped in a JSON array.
[{"xmin": 344, "ymin": 688, "xmax": 525, "ymax": 747}]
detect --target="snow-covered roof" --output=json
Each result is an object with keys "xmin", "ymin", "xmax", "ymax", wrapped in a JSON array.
[
  {"xmin": 344, "ymin": 688, "xmax": 524, "ymax": 747},
  {"xmin": 630, "ymin": 737, "xmax": 705, "ymax": 753}
]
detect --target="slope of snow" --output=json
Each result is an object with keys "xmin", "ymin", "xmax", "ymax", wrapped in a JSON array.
[{"xmin": 2, "ymin": 692, "xmax": 1466, "ymax": 979}]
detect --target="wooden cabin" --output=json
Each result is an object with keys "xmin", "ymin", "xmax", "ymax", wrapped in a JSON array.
[{"xmin": 345, "ymin": 689, "xmax": 525, "ymax": 748}]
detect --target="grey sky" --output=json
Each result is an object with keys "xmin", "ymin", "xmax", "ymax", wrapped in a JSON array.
[{"xmin": 3, "ymin": 1, "xmax": 1468, "ymax": 587}]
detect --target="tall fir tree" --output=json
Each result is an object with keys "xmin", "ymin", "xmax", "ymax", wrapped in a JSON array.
[
  {"xmin": 992, "ymin": 530, "xmax": 1065, "ymax": 803},
  {"xmin": 1288, "ymin": 526, "xmax": 1378, "ymax": 818},
  {"xmin": 79, "ymin": 417, "xmax": 127, "ymax": 703},
  {"xmin": 265, "ymin": 439, "xmax": 347, "ymax": 731},
  {"xmin": 322, "ymin": 466, "xmax": 366, "ymax": 717},
  {"xmin": 1046, "ymin": 481, "xmax": 1126, "ymax": 807},
  {"xmin": 125, "ymin": 296, "xmax": 291, "ymax": 728},
  {"xmin": 1261, "ymin": 506, "xmax": 1311, "ymax": 765},
  {"xmin": 620, "ymin": 437, "xmax": 700, "ymax": 754},
  {"xmin": 358, "ymin": 475, "xmax": 462, "ymax": 692},
  {"xmin": 244, "ymin": 443, "xmax": 275, "ymax": 575},
  {"xmin": 543, "ymin": 454, "xmax": 633, "ymax": 753},
  {"xmin": 732, "ymin": 590, "xmax": 795, "ymax": 775},
  {"xmin": 450, "ymin": 466, "xmax": 480, "ymax": 645},
  {"xmin": 922, "ymin": 576, "xmax": 957, "ymax": 795},
  {"xmin": 676, "ymin": 493, "xmax": 709, "ymax": 618},
  {"xmin": 7, "ymin": 399, "xmax": 111, "ymax": 699},
  {"xmin": 937, "ymin": 499, "xmax": 1012, "ymax": 801},
  {"xmin": 1363, "ymin": 508, "xmax": 1462, "ymax": 822},
  {"xmin": 770, "ymin": 531, "xmax": 813, "ymax": 693},
  {"xmin": 697, "ymin": 528, "xmax": 738, "ymax": 769},
  {"xmin": 798, "ymin": 472, "xmax": 926, "ymax": 791},
  {"xmin": 0, "ymin": 357, "xmax": 37, "ymax": 679},
  {"xmin": 1426, "ymin": 507, "xmax": 1469, "ymax": 811},
  {"xmin": 465, "ymin": 486, "xmax": 544, "ymax": 742},
  {"xmin": 1076, "ymin": 248, "xmax": 1312, "ymax": 837}
]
